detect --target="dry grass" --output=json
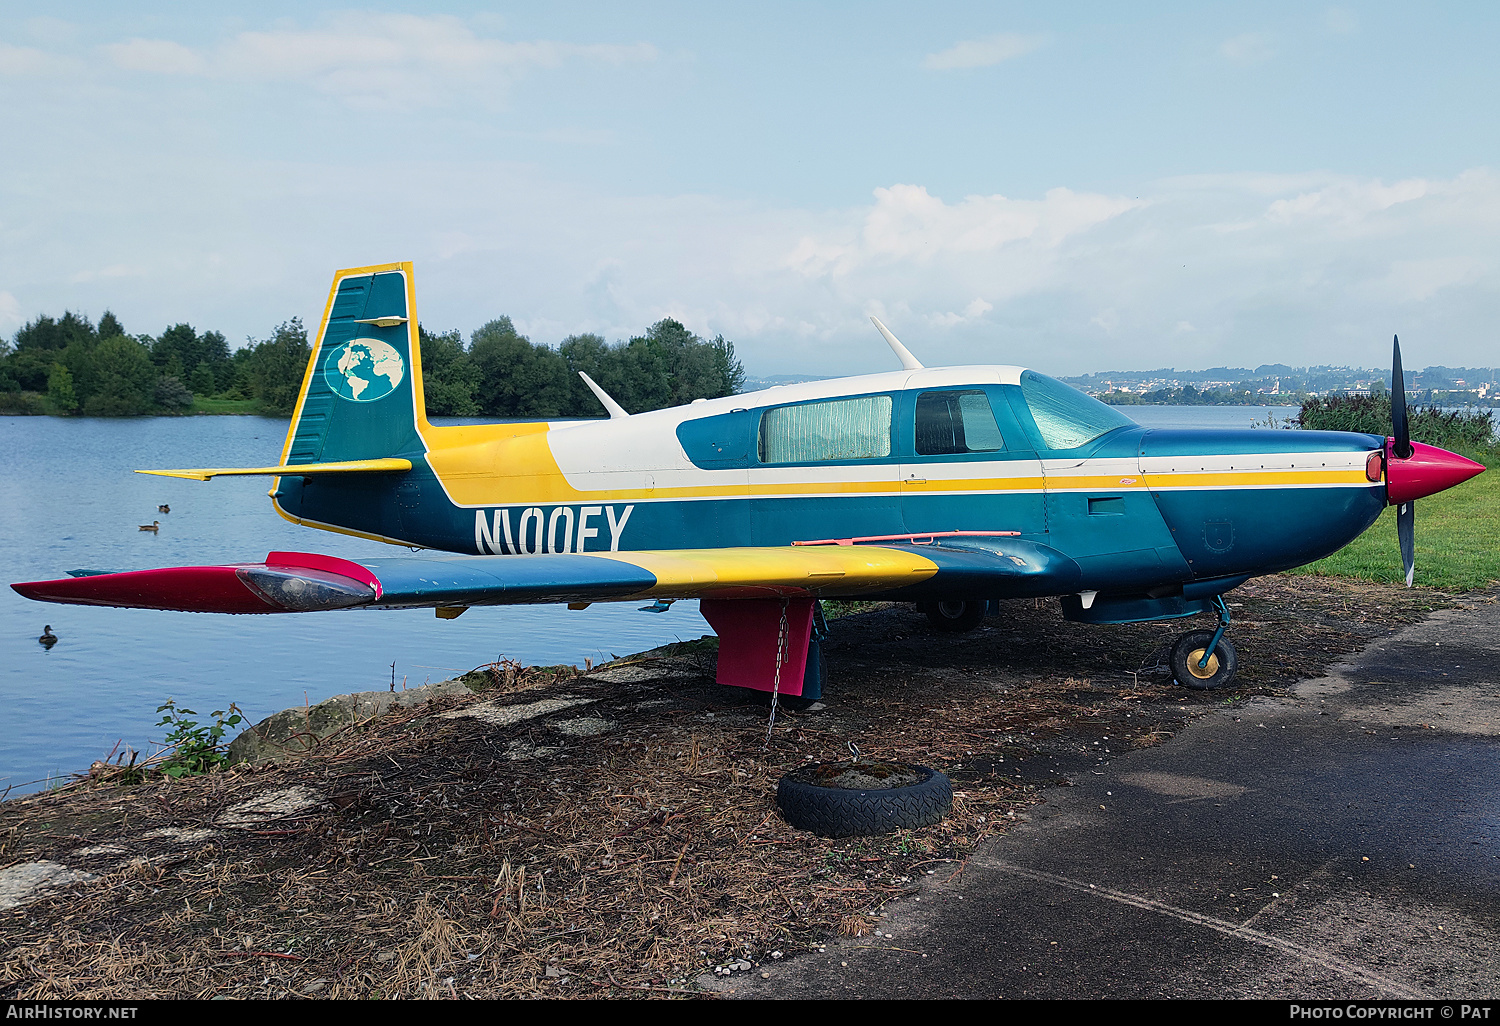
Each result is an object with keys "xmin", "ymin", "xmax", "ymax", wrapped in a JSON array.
[{"xmin": 0, "ymin": 577, "xmax": 1451, "ymax": 999}]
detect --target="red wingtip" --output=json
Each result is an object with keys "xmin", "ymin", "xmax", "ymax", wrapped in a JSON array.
[
  {"xmin": 12, "ymin": 566, "xmax": 277, "ymax": 612},
  {"xmin": 1385, "ymin": 439, "xmax": 1486, "ymax": 504},
  {"xmin": 13, "ymin": 553, "xmax": 381, "ymax": 612}
]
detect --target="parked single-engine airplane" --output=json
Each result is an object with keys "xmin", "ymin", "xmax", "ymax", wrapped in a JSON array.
[{"xmin": 14, "ymin": 262, "xmax": 1486, "ymax": 697}]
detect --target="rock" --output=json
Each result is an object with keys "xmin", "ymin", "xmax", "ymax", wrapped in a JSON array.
[
  {"xmin": 227, "ymin": 679, "xmax": 473, "ymax": 766},
  {"xmin": 444, "ymin": 696, "xmax": 593, "ymax": 727},
  {"xmin": 0, "ymin": 861, "xmax": 96, "ymax": 911},
  {"xmin": 552, "ymin": 717, "xmax": 615, "ymax": 737},
  {"xmin": 217, "ymin": 786, "xmax": 327, "ymax": 828}
]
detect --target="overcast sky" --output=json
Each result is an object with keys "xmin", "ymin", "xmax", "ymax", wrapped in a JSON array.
[{"xmin": 2, "ymin": 2, "xmax": 1497, "ymax": 377}]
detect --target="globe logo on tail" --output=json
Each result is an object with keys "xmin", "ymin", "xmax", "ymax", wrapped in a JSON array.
[{"xmin": 324, "ymin": 338, "xmax": 405, "ymax": 402}]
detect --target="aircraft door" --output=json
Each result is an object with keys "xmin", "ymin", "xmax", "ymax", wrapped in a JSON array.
[
  {"xmin": 1006, "ymin": 372, "xmax": 1190, "ymax": 590},
  {"xmin": 900, "ymin": 386, "xmax": 1046, "ymax": 539}
]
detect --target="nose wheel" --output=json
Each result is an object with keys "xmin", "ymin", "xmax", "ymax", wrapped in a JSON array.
[
  {"xmin": 1170, "ymin": 595, "xmax": 1239, "ymax": 690},
  {"xmin": 920, "ymin": 599, "xmax": 987, "ymax": 633}
]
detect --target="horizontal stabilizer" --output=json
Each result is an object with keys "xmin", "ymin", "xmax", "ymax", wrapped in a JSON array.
[{"xmin": 136, "ymin": 458, "xmax": 413, "ymax": 482}]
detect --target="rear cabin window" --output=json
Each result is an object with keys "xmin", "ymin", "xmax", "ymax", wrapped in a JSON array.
[
  {"xmin": 1019, "ymin": 371, "xmax": 1135, "ymax": 450},
  {"xmin": 759, "ymin": 395, "xmax": 893, "ymax": 464},
  {"xmin": 915, "ymin": 390, "xmax": 1005, "ymax": 455}
]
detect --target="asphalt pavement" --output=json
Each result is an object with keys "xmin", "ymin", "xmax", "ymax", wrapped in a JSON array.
[{"xmin": 721, "ymin": 594, "xmax": 1500, "ymax": 1000}]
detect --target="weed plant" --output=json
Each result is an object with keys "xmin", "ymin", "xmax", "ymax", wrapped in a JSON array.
[{"xmin": 154, "ymin": 700, "xmax": 244, "ymax": 778}]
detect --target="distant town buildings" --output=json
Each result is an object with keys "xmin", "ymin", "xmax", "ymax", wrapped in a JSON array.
[{"xmin": 1062, "ymin": 364, "xmax": 1499, "ymax": 406}]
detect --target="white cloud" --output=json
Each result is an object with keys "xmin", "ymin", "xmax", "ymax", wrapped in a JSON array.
[
  {"xmin": 923, "ymin": 33, "xmax": 1044, "ymax": 70},
  {"xmin": 929, "ymin": 298, "xmax": 994, "ymax": 328},
  {"xmin": 0, "ymin": 291, "xmax": 21, "ymax": 333},
  {"xmin": 789, "ymin": 184, "xmax": 1143, "ymax": 274},
  {"xmin": 104, "ymin": 38, "xmax": 207, "ymax": 75},
  {"xmin": 1266, "ymin": 178, "xmax": 1428, "ymax": 224},
  {"xmin": 1220, "ymin": 32, "xmax": 1274, "ymax": 66},
  {"xmin": 96, "ymin": 13, "xmax": 657, "ymax": 108},
  {"xmin": 3, "ymin": 162, "xmax": 1498, "ymax": 376},
  {"xmin": 0, "ymin": 42, "xmax": 71, "ymax": 76}
]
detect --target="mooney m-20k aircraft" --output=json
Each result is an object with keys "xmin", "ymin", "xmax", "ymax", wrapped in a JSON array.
[{"xmin": 14, "ymin": 263, "xmax": 1486, "ymax": 696}]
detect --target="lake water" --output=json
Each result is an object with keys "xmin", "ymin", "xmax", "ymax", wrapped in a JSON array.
[
  {"xmin": 0, "ymin": 405, "xmax": 1306, "ymax": 794},
  {"xmin": 0, "ymin": 415, "xmax": 712, "ymax": 795}
]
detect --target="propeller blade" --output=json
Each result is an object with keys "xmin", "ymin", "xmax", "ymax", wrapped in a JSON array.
[
  {"xmin": 1391, "ymin": 335, "xmax": 1412, "ymax": 459},
  {"xmin": 1397, "ymin": 500, "xmax": 1415, "ymax": 588}
]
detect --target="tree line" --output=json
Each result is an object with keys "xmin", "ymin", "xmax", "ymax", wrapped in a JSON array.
[
  {"xmin": 0, "ymin": 311, "xmax": 744, "ymax": 419},
  {"xmin": 419, "ymin": 317, "xmax": 744, "ymax": 418}
]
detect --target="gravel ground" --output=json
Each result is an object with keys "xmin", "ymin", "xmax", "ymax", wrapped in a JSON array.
[{"xmin": 0, "ymin": 575, "xmax": 1449, "ymax": 999}]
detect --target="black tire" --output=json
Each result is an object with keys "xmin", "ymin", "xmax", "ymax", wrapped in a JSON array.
[
  {"xmin": 921, "ymin": 599, "xmax": 986, "ymax": 633},
  {"xmin": 1171, "ymin": 630, "xmax": 1238, "ymax": 690},
  {"xmin": 777, "ymin": 763, "xmax": 953, "ymax": 838}
]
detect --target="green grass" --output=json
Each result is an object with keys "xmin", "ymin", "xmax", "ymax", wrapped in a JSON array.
[
  {"xmin": 1292, "ymin": 452, "xmax": 1499, "ymax": 592},
  {"xmin": 189, "ymin": 396, "xmax": 264, "ymax": 415}
]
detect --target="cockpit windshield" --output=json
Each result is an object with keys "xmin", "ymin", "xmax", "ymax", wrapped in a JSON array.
[{"xmin": 1018, "ymin": 371, "xmax": 1136, "ymax": 450}]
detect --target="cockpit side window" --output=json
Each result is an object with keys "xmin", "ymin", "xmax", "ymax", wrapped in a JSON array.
[
  {"xmin": 1018, "ymin": 371, "xmax": 1135, "ymax": 450},
  {"xmin": 758, "ymin": 394, "xmax": 893, "ymax": 464},
  {"xmin": 914, "ymin": 390, "xmax": 1005, "ymax": 455}
]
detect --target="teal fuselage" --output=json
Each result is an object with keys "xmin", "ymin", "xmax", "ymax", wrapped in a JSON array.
[{"xmin": 275, "ymin": 395, "xmax": 1387, "ymax": 613}]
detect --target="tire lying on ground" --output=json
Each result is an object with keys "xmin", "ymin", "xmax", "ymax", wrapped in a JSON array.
[{"xmin": 776, "ymin": 760, "xmax": 953, "ymax": 838}]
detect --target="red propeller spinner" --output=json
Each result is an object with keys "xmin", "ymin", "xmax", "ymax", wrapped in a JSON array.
[
  {"xmin": 1385, "ymin": 439, "xmax": 1485, "ymax": 505},
  {"xmin": 1385, "ymin": 334, "xmax": 1487, "ymax": 587}
]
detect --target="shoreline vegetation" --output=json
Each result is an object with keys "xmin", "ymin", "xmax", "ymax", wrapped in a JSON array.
[
  {"xmin": 0, "ymin": 310, "xmax": 745, "ymax": 420},
  {"xmin": 1293, "ymin": 393, "xmax": 1497, "ymax": 590},
  {"xmin": 4, "ymin": 308, "xmax": 1497, "ymax": 420}
]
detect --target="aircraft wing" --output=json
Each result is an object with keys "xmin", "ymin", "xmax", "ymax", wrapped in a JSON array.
[{"xmin": 12, "ymin": 537, "xmax": 1083, "ymax": 613}]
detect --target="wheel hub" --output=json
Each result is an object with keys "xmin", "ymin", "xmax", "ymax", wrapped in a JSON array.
[{"xmin": 1186, "ymin": 649, "xmax": 1219, "ymax": 678}]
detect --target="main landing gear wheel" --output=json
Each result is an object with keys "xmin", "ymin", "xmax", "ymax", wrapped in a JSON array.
[
  {"xmin": 920, "ymin": 599, "xmax": 986, "ymax": 633},
  {"xmin": 1171, "ymin": 630, "xmax": 1238, "ymax": 690}
]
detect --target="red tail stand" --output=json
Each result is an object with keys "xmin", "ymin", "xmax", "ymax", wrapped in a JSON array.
[{"xmin": 700, "ymin": 597, "xmax": 814, "ymax": 697}]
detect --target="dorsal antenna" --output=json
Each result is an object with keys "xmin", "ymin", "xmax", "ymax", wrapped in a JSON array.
[
  {"xmin": 578, "ymin": 371, "xmax": 630, "ymax": 419},
  {"xmin": 870, "ymin": 316, "xmax": 923, "ymax": 370}
]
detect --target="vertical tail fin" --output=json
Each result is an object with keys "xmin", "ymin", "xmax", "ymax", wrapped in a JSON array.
[
  {"xmin": 272, "ymin": 263, "xmax": 430, "ymax": 540},
  {"xmin": 279, "ymin": 262, "xmax": 427, "ymax": 467}
]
